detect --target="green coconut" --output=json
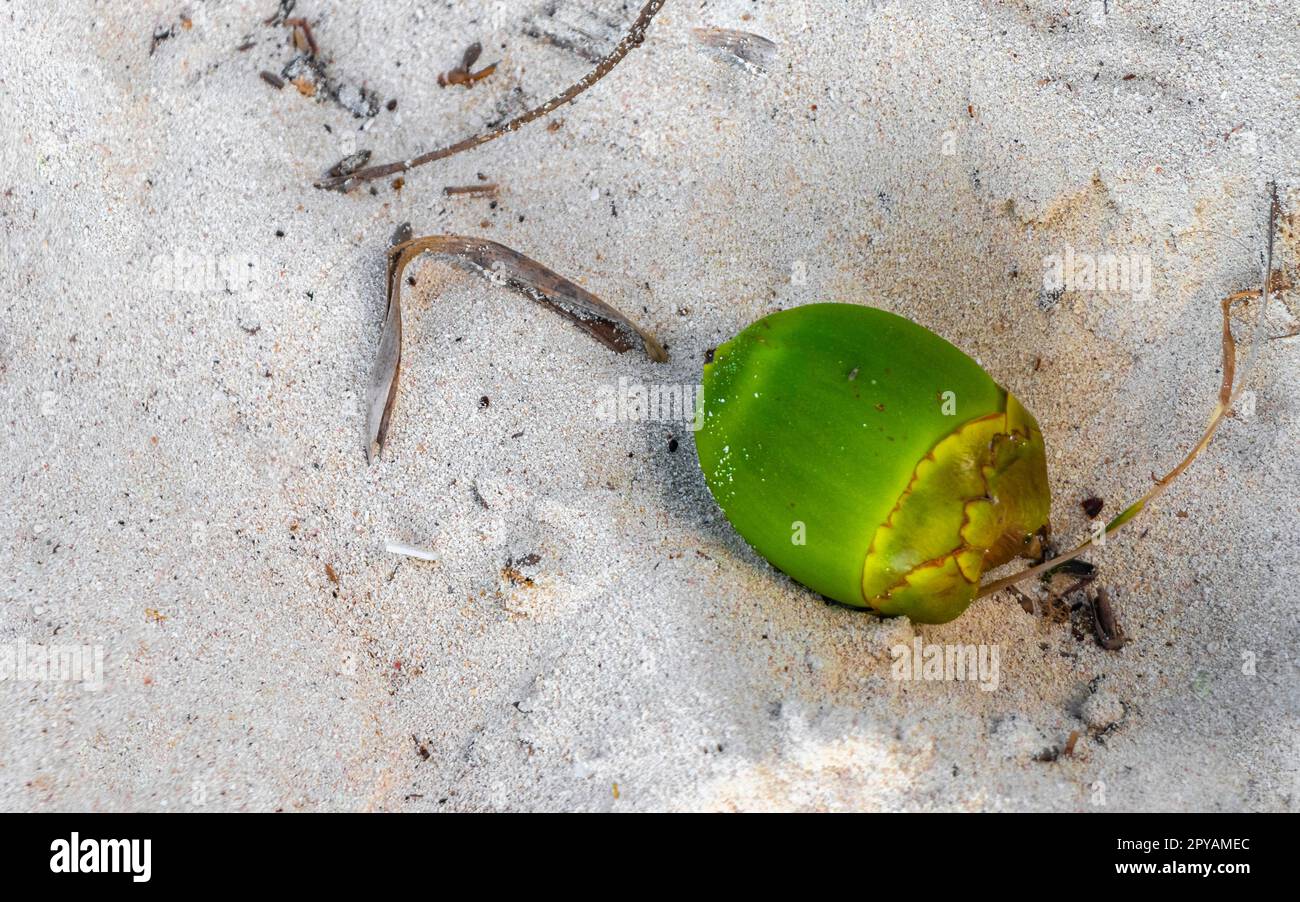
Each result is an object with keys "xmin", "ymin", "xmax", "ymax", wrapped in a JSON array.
[{"xmin": 696, "ymin": 303, "xmax": 1050, "ymax": 624}]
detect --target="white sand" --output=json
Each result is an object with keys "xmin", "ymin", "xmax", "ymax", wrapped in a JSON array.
[{"xmin": 1, "ymin": 0, "xmax": 1297, "ymax": 811}]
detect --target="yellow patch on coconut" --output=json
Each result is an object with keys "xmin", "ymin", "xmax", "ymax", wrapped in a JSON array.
[{"xmin": 862, "ymin": 395, "xmax": 1049, "ymax": 624}]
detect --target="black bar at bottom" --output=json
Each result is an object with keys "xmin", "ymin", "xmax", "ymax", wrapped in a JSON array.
[{"xmin": 0, "ymin": 812, "xmax": 1285, "ymax": 887}]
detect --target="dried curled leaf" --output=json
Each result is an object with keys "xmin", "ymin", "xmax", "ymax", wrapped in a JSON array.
[{"xmin": 366, "ymin": 235, "xmax": 667, "ymax": 462}]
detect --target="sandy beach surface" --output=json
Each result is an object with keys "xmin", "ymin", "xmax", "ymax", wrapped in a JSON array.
[{"xmin": 2, "ymin": 0, "xmax": 1297, "ymax": 811}]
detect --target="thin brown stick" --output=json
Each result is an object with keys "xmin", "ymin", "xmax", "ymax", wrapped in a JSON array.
[
  {"xmin": 316, "ymin": 0, "xmax": 666, "ymax": 192},
  {"xmin": 443, "ymin": 183, "xmax": 499, "ymax": 197}
]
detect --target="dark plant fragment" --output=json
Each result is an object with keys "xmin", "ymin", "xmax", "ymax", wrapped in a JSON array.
[
  {"xmin": 264, "ymin": 0, "xmax": 297, "ymax": 27},
  {"xmin": 1090, "ymin": 588, "xmax": 1128, "ymax": 651},
  {"xmin": 439, "ymin": 42, "xmax": 497, "ymax": 88},
  {"xmin": 327, "ymin": 150, "xmax": 373, "ymax": 178},
  {"xmin": 316, "ymin": 0, "xmax": 666, "ymax": 191}
]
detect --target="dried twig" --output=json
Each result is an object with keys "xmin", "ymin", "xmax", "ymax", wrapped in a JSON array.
[
  {"xmin": 366, "ymin": 235, "xmax": 667, "ymax": 462},
  {"xmin": 316, "ymin": 0, "xmax": 666, "ymax": 192},
  {"xmin": 979, "ymin": 183, "xmax": 1281, "ymax": 598},
  {"xmin": 1222, "ymin": 270, "xmax": 1296, "ymax": 339},
  {"xmin": 443, "ymin": 183, "xmax": 499, "ymax": 197}
]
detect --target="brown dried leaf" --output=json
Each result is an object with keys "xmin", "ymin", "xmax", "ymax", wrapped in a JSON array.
[{"xmin": 366, "ymin": 235, "xmax": 667, "ymax": 462}]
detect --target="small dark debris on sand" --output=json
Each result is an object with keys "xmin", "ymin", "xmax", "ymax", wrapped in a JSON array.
[
  {"xmin": 502, "ymin": 560, "xmax": 536, "ymax": 589},
  {"xmin": 264, "ymin": 0, "xmax": 298, "ymax": 28},
  {"xmin": 284, "ymin": 16, "xmax": 320, "ymax": 57},
  {"xmin": 334, "ymin": 80, "xmax": 382, "ymax": 118},
  {"xmin": 268, "ymin": 9, "xmax": 383, "ymax": 118},
  {"xmin": 278, "ymin": 53, "xmax": 380, "ymax": 116},
  {"xmin": 281, "ymin": 54, "xmax": 326, "ymax": 97},
  {"xmin": 150, "ymin": 24, "xmax": 176, "ymax": 55},
  {"xmin": 316, "ymin": 1, "xmax": 665, "ymax": 191},
  {"xmin": 438, "ymin": 42, "xmax": 498, "ymax": 88},
  {"xmin": 1090, "ymin": 587, "xmax": 1129, "ymax": 651},
  {"xmin": 327, "ymin": 150, "xmax": 372, "ymax": 178}
]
